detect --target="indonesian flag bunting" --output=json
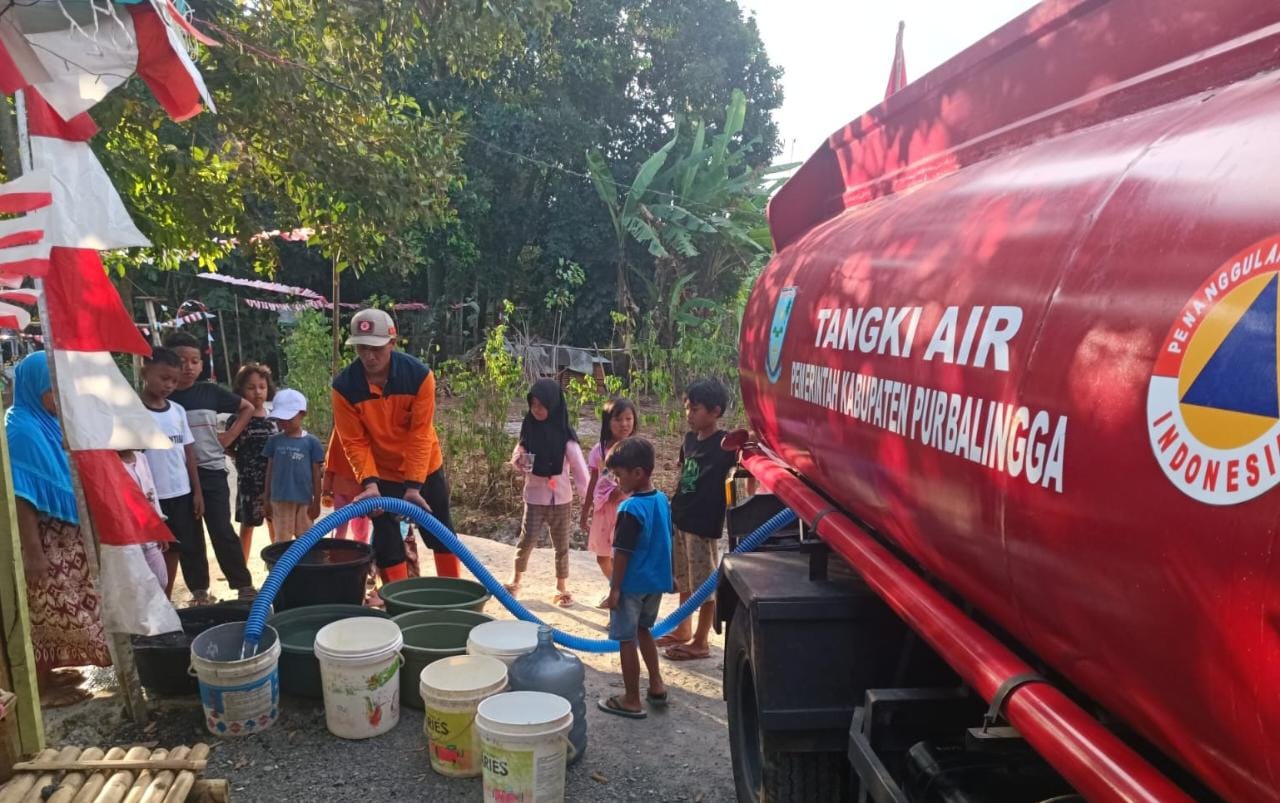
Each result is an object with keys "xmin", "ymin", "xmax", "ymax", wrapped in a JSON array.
[
  {"xmin": 0, "ymin": 274, "xmax": 27, "ymax": 289},
  {"xmin": 30, "ymin": 136, "xmax": 150, "ymax": 251},
  {"xmin": 884, "ymin": 21, "xmax": 908, "ymax": 100},
  {"xmin": 129, "ymin": 2, "xmax": 216, "ymax": 122},
  {"xmin": 0, "ymin": 170, "xmax": 52, "ymax": 215},
  {"xmin": 0, "ymin": 301, "xmax": 30, "ymax": 331},
  {"xmin": 73, "ymin": 451, "xmax": 176, "ymax": 546},
  {"xmin": 0, "ymin": 207, "xmax": 46, "ymax": 249},
  {"xmin": 53, "ymin": 350, "xmax": 171, "ymax": 451},
  {"xmin": 25, "ymin": 90, "xmax": 98, "ymax": 142},
  {"xmin": 0, "ymin": 1, "xmax": 214, "ymax": 122},
  {"xmin": 0, "ymin": 288, "xmax": 39, "ymax": 306},
  {"xmin": 0, "ymin": 241, "xmax": 50, "ymax": 277},
  {"xmin": 44, "ymin": 248, "xmax": 152, "ymax": 355}
]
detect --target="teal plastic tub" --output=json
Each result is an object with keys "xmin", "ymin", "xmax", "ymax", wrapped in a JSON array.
[
  {"xmin": 394, "ymin": 609, "xmax": 494, "ymax": 709},
  {"xmin": 380, "ymin": 577, "xmax": 491, "ymax": 618},
  {"xmin": 267, "ymin": 604, "xmax": 390, "ymax": 698}
]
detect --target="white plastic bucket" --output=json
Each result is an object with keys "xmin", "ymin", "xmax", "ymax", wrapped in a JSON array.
[
  {"xmin": 466, "ymin": 620, "xmax": 540, "ymax": 666},
  {"xmin": 190, "ymin": 622, "xmax": 282, "ymax": 738},
  {"xmin": 420, "ymin": 655, "xmax": 509, "ymax": 777},
  {"xmin": 476, "ymin": 691, "xmax": 573, "ymax": 803},
  {"xmin": 314, "ymin": 617, "xmax": 404, "ymax": 739}
]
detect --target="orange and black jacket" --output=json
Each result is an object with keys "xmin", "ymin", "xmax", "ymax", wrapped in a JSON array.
[{"xmin": 331, "ymin": 351, "xmax": 443, "ymax": 489}]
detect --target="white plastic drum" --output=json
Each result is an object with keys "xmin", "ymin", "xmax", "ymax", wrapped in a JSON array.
[
  {"xmin": 314, "ymin": 617, "xmax": 403, "ymax": 739},
  {"xmin": 476, "ymin": 691, "xmax": 573, "ymax": 803},
  {"xmin": 466, "ymin": 620, "xmax": 540, "ymax": 666},
  {"xmin": 420, "ymin": 655, "xmax": 509, "ymax": 777}
]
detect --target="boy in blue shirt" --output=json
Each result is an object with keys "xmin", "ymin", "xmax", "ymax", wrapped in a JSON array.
[
  {"xmin": 598, "ymin": 437, "xmax": 672, "ymax": 719},
  {"xmin": 262, "ymin": 389, "xmax": 326, "ymax": 540}
]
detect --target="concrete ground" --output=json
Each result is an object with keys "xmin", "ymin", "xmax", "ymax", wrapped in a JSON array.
[{"xmin": 43, "ymin": 527, "xmax": 737, "ymax": 802}]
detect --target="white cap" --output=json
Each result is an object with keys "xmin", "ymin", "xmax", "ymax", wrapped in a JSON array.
[{"xmin": 269, "ymin": 388, "xmax": 307, "ymax": 420}]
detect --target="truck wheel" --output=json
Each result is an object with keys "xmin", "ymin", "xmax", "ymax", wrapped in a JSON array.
[{"xmin": 726, "ymin": 604, "xmax": 850, "ymax": 802}]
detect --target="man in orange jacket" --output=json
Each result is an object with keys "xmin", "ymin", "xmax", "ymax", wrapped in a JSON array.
[{"xmin": 331, "ymin": 309, "xmax": 460, "ymax": 581}]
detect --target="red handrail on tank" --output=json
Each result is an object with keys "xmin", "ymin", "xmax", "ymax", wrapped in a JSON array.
[{"xmin": 740, "ymin": 447, "xmax": 1190, "ymax": 803}]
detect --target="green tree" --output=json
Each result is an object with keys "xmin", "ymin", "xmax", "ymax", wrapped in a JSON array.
[{"xmin": 95, "ymin": 0, "xmax": 565, "ymax": 276}]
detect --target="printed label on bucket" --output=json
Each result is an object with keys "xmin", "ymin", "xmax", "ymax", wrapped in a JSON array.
[
  {"xmin": 200, "ymin": 675, "xmax": 279, "ymax": 736},
  {"xmin": 426, "ymin": 707, "xmax": 479, "ymax": 773},
  {"xmin": 482, "ymin": 743, "xmax": 565, "ymax": 803}
]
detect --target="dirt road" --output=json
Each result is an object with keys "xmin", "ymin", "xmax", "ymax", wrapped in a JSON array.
[{"xmin": 44, "ymin": 532, "xmax": 737, "ymax": 802}]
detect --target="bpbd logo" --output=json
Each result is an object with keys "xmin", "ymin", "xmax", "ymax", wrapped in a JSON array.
[
  {"xmin": 1148, "ymin": 234, "xmax": 1280, "ymax": 505},
  {"xmin": 766, "ymin": 287, "xmax": 797, "ymax": 384}
]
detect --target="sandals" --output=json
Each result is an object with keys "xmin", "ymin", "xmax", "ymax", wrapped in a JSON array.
[
  {"xmin": 654, "ymin": 634, "xmax": 689, "ymax": 648},
  {"xmin": 646, "ymin": 689, "xmax": 669, "ymax": 707},
  {"xmin": 553, "ymin": 591, "xmax": 574, "ymax": 608},
  {"xmin": 664, "ymin": 644, "xmax": 712, "ymax": 661},
  {"xmin": 597, "ymin": 695, "xmax": 646, "ymax": 719}
]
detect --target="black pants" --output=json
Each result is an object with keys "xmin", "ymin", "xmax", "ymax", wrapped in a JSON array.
[
  {"xmin": 179, "ymin": 468, "xmax": 254, "ymax": 591},
  {"xmin": 371, "ymin": 469, "xmax": 452, "ymax": 569}
]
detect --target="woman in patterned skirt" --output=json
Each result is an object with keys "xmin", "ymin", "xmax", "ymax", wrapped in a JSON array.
[
  {"xmin": 227, "ymin": 363, "xmax": 276, "ymax": 561},
  {"xmin": 6, "ymin": 352, "xmax": 111, "ymax": 707}
]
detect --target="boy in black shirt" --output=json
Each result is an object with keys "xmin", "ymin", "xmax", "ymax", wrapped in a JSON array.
[
  {"xmin": 163, "ymin": 332, "xmax": 256, "ymax": 601},
  {"xmin": 661, "ymin": 378, "xmax": 735, "ymax": 661}
]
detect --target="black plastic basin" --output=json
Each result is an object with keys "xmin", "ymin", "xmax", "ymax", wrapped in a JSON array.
[
  {"xmin": 132, "ymin": 603, "xmax": 252, "ymax": 696},
  {"xmin": 261, "ymin": 538, "xmax": 374, "ymax": 611}
]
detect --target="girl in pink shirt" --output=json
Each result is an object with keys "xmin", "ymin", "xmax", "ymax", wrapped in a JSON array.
[
  {"xmin": 581, "ymin": 398, "xmax": 638, "ymax": 582},
  {"xmin": 505, "ymin": 380, "xmax": 590, "ymax": 606}
]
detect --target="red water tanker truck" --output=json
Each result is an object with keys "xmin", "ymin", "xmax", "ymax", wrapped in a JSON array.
[{"xmin": 719, "ymin": 1, "xmax": 1280, "ymax": 800}]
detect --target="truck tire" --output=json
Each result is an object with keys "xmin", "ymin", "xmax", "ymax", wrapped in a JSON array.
[{"xmin": 726, "ymin": 603, "xmax": 850, "ymax": 802}]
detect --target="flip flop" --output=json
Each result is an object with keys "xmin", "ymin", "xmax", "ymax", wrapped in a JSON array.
[
  {"xmin": 655, "ymin": 634, "xmax": 688, "ymax": 648},
  {"xmin": 646, "ymin": 690, "xmax": 669, "ymax": 707},
  {"xmin": 554, "ymin": 592, "xmax": 574, "ymax": 608},
  {"xmin": 597, "ymin": 695, "xmax": 646, "ymax": 719},
  {"xmin": 664, "ymin": 644, "xmax": 712, "ymax": 661}
]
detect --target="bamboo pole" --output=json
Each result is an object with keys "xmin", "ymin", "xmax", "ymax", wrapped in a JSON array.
[
  {"xmin": 158, "ymin": 744, "xmax": 208, "ymax": 803},
  {"xmin": 0, "ymin": 748, "xmax": 56, "ymax": 803},
  {"xmin": 0, "ymin": 96, "xmax": 42, "ymax": 758},
  {"xmin": 89, "ymin": 745, "xmax": 151, "ymax": 803},
  {"xmin": 216, "ymin": 314, "xmax": 231, "ymax": 383},
  {"xmin": 119, "ymin": 747, "xmax": 164, "ymax": 803},
  {"xmin": 135, "ymin": 745, "xmax": 187, "ymax": 803},
  {"xmin": 45, "ymin": 747, "xmax": 105, "ymax": 803},
  {"xmin": 20, "ymin": 745, "xmax": 80, "ymax": 803},
  {"xmin": 13, "ymin": 91, "xmax": 148, "ymax": 725},
  {"xmin": 15, "ymin": 759, "xmax": 207, "ymax": 773},
  {"xmin": 69, "ymin": 747, "xmax": 125, "ymax": 803}
]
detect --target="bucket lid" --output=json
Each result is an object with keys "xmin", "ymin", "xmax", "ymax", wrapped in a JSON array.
[
  {"xmin": 476, "ymin": 691, "xmax": 571, "ymax": 730},
  {"xmin": 315, "ymin": 617, "xmax": 403, "ymax": 658},
  {"xmin": 467, "ymin": 620, "xmax": 540, "ymax": 655},
  {"xmin": 421, "ymin": 655, "xmax": 507, "ymax": 695}
]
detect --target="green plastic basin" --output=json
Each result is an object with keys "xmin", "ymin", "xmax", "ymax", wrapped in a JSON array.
[
  {"xmin": 380, "ymin": 577, "xmax": 491, "ymax": 618},
  {"xmin": 393, "ymin": 609, "xmax": 494, "ymax": 709},
  {"xmin": 267, "ymin": 604, "xmax": 390, "ymax": 698}
]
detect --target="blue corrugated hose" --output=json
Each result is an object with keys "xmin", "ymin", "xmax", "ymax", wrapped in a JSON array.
[{"xmin": 241, "ymin": 497, "xmax": 796, "ymax": 654}]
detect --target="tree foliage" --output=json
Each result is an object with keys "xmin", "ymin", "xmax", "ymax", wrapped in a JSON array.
[{"xmin": 96, "ymin": 0, "xmax": 564, "ymax": 273}]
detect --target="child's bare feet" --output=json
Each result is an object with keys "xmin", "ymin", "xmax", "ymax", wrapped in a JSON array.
[{"xmin": 503, "ymin": 583, "xmax": 520, "ymax": 596}]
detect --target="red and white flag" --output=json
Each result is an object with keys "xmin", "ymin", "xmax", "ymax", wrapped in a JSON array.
[
  {"xmin": 31, "ymin": 136, "xmax": 149, "ymax": 251},
  {"xmin": 73, "ymin": 452, "xmax": 176, "ymax": 546},
  {"xmin": 54, "ymin": 350, "xmax": 170, "ymax": 451},
  {"xmin": 44, "ymin": 248, "xmax": 152, "ymax": 355},
  {"xmin": 0, "ymin": 301, "xmax": 30, "ymax": 331},
  {"xmin": 885, "ymin": 21, "xmax": 908, "ymax": 100},
  {"xmin": 0, "ymin": 1, "xmax": 215, "ymax": 122}
]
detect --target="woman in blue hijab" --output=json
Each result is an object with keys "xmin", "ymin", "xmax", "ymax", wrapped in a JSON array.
[{"xmin": 6, "ymin": 351, "xmax": 110, "ymax": 707}]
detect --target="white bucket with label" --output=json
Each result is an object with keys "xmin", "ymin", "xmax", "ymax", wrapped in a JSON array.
[
  {"xmin": 314, "ymin": 617, "xmax": 403, "ymax": 739},
  {"xmin": 476, "ymin": 691, "xmax": 573, "ymax": 803},
  {"xmin": 420, "ymin": 655, "xmax": 509, "ymax": 777},
  {"xmin": 190, "ymin": 622, "xmax": 282, "ymax": 738},
  {"xmin": 466, "ymin": 620, "xmax": 540, "ymax": 666}
]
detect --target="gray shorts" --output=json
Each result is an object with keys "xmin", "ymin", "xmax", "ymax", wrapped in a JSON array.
[{"xmin": 608, "ymin": 592, "xmax": 662, "ymax": 642}]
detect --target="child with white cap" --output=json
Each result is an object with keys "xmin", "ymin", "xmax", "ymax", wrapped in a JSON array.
[{"xmin": 262, "ymin": 388, "xmax": 326, "ymax": 541}]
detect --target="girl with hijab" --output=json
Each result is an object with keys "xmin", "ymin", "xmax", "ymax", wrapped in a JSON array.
[
  {"xmin": 505, "ymin": 379, "xmax": 590, "ymax": 606},
  {"xmin": 5, "ymin": 352, "xmax": 111, "ymax": 706}
]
